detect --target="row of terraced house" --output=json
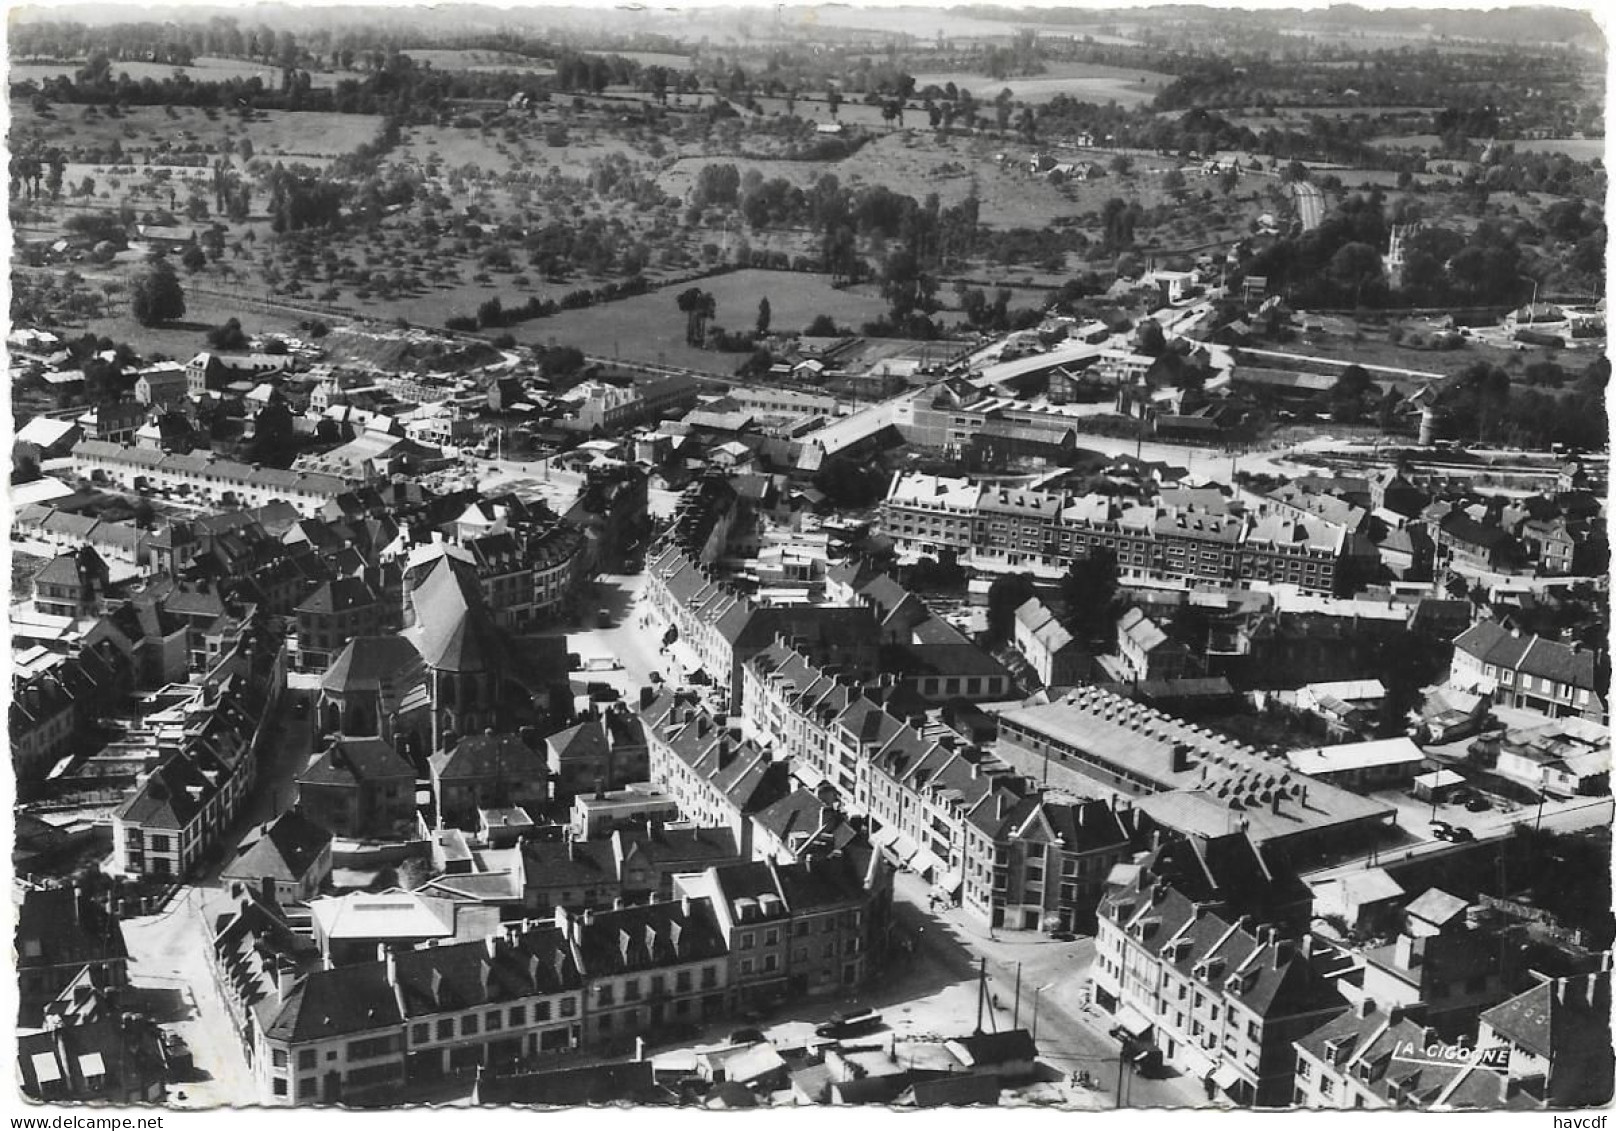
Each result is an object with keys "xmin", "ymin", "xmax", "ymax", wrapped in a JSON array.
[
  {"xmin": 213, "ymin": 847, "xmax": 887, "ymax": 1105},
  {"xmin": 880, "ymin": 472, "xmax": 1347, "ymax": 594}
]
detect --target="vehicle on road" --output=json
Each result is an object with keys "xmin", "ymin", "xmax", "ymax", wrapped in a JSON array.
[
  {"xmin": 1465, "ymin": 795, "xmax": 1492, "ymax": 812},
  {"xmin": 729, "ymin": 1028, "xmax": 766, "ymax": 1046},
  {"xmin": 1431, "ymin": 820, "xmax": 1455, "ymax": 839},
  {"xmin": 1049, "ymin": 930, "xmax": 1078, "ymax": 942},
  {"xmin": 814, "ymin": 1008, "xmax": 882, "ymax": 1039},
  {"xmin": 1448, "ymin": 826, "xmax": 1476, "ymax": 842}
]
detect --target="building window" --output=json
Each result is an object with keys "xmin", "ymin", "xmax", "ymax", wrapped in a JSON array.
[
  {"xmin": 273, "ymin": 1078, "xmax": 288, "ymax": 1097},
  {"xmin": 411, "ymin": 1024, "xmax": 428, "ymax": 1045},
  {"xmin": 624, "ymin": 979, "xmax": 641, "ymax": 1001},
  {"xmin": 436, "ymin": 1019, "xmax": 453, "ymax": 1040},
  {"xmin": 272, "ymin": 1050, "xmax": 288, "ymax": 1069},
  {"xmin": 701, "ymin": 966, "xmax": 718, "ymax": 989},
  {"xmin": 1296, "ymin": 1059, "xmax": 1311, "ymax": 1080},
  {"xmin": 739, "ymin": 932, "xmax": 755, "ymax": 950},
  {"xmin": 461, "ymin": 1014, "xmax": 479, "ymax": 1036},
  {"xmin": 1320, "ymin": 1077, "xmax": 1335, "ymax": 1097},
  {"xmin": 486, "ymin": 1011, "xmax": 503, "ymax": 1031},
  {"xmin": 598, "ymin": 985, "xmax": 615, "ymax": 1006},
  {"xmin": 560, "ymin": 998, "xmax": 577, "ymax": 1018},
  {"xmin": 509, "ymin": 1006, "xmax": 526, "ymax": 1027},
  {"xmin": 298, "ymin": 1050, "xmax": 316, "ymax": 1070}
]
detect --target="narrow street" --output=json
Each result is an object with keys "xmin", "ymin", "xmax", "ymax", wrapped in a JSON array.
[{"xmin": 120, "ymin": 889, "xmax": 257, "ymax": 1107}]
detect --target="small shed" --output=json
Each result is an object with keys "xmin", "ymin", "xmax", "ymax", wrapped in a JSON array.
[{"xmin": 1411, "ymin": 768, "xmax": 1465, "ymax": 803}]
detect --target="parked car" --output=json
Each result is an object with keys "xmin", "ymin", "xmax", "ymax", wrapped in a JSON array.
[
  {"xmin": 1465, "ymin": 795, "xmax": 1492, "ymax": 812},
  {"xmin": 729, "ymin": 1028, "xmax": 766, "ymax": 1046},
  {"xmin": 814, "ymin": 1008, "xmax": 882, "ymax": 1039},
  {"xmin": 1448, "ymin": 826, "xmax": 1476, "ymax": 843},
  {"xmin": 1049, "ymin": 930, "xmax": 1078, "ymax": 942},
  {"xmin": 1431, "ymin": 820, "xmax": 1455, "ymax": 839}
]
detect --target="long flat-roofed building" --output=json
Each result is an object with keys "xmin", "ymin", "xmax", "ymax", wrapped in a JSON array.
[{"xmin": 993, "ymin": 688, "xmax": 1395, "ymax": 865}]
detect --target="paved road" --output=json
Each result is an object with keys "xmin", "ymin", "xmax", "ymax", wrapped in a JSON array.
[
  {"xmin": 1291, "ymin": 181, "xmax": 1325, "ymax": 231},
  {"xmin": 1302, "ymin": 794, "xmax": 1616, "ymax": 886},
  {"xmin": 889, "ymin": 873, "xmax": 1213, "ymax": 1108},
  {"xmin": 121, "ymin": 889, "xmax": 258, "ymax": 1107}
]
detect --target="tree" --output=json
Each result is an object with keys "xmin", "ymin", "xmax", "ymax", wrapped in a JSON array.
[
  {"xmin": 986, "ymin": 573, "xmax": 1037, "ymax": 642},
  {"xmin": 676, "ymin": 287, "xmax": 716, "ymax": 346},
  {"xmin": 208, "ymin": 317, "xmax": 250, "ymax": 351},
  {"xmin": 1329, "ymin": 241, "xmax": 1384, "ymax": 307},
  {"xmin": 805, "ymin": 313, "xmax": 842, "ymax": 337},
  {"xmin": 1135, "ymin": 318, "xmax": 1166, "ymax": 356},
  {"xmin": 1060, "ymin": 548, "xmax": 1122, "ymax": 640},
  {"xmin": 180, "ymin": 244, "xmax": 207, "ymax": 273},
  {"xmin": 1332, "ymin": 364, "xmax": 1374, "ymax": 401},
  {"xmin": 755, "ymin": 296, "xmax": 771, "ymax": 336},
  {"xmin": 812, "ymin": 454, "xmax": 885, "ymax": 508},
  {"xmin": 130, "ymin": 257, "xmax": 185, "ymax": 326}
]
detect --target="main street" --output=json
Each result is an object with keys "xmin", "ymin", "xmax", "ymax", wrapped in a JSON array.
[{"xmin": 888, "ymin": 872, "xmax": 1213, "ymax": 1108}]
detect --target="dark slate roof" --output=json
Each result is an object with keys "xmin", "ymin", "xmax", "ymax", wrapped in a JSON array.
[
  {"xmin": 392, "ymin": 926, "xmax": 580, "ymax": 1018},
  {"xmin": 1453, "ymin": 622, "xmax": 1599, "ymax": 691},
  {"xmin": 295, "ymin": 575, "xmax": 380, "ymax": 616},
  {"xmin": 772, "ymin": 856, "xmax": 866, "ymax": 912},
  {"xmin": 521, "ymin": 838, "xmax": 619, "ymax": 888},
  {"xmin": 112, "ymin": 756, "xmax": 216, "ymax": 831},
  {"xmin": 263, "ymin": 962, "xmax": 403, "ymax": 1042},
  {"xmin": 321, "ymin": 635, "xmax": 423, "ymax": 693},
  {"xmin": 221, "ymin": 810, "xmax": 333, "ymax": 885},
  {"xmin": 546, "ymin": 718, "xmax": 610, "ymax": 765},
  {"xmin": 573, "ymin": 897, "xmax": 728, "ymax": 977},
  {"xmin": 299, "ymin": 737, "xmax": 415, "ymax": 788},
  {"xmin": 16, "ymin": 886, "xmax": 129, "ymax": 977},
  {"xmin": 948, "ymin": 1028, "xmax": 1038, "ymax": 1067},
  {"xmin": 1481, "ymin": 973, "xmax": 1612, "ymax": 1063},
  {"xmin": 430, "ymin": 732, "xmax": 546, "ymax": 782}
]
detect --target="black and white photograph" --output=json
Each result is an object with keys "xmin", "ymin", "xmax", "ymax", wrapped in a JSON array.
[{"xmin": 7, "ymin": 0, "xmax": 1612, "ymax": 1117}]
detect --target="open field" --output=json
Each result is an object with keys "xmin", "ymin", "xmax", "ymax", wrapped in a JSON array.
[
  {"xmin": 1366, "ymin": 133, "xmax": 1607, "ymax": 161},
  {"xmin": 406, "ymin": 49, "xmax": 556, "ymax": 75},
  {"xmin": 907, "ymin": 61, "xmax": 1174, "ymax": 108},
  {"xmin": 1506, "ymin": 138, "xmax": 1608, "ymax": 160},
  {"xmin": 389, "ymin": 119, "xmax": 647, "ymax": 180},
  {"xmin": 7, "ymin": 55, "xmax": 341, "ymax": 88},
  {"xmin": 614, "ymin": 51, "xmax": 696, "ymax": 70},
  {"xmin": 657, "ymin": 131, "xmax": 1221, "ymax": 230},
  {"xmin": 516, "ymin": 268, "xmax": 892, "ymax": 370},
  {"xmin": 8, "ymin": 102, "xmax": 385, "ymax": 165}
]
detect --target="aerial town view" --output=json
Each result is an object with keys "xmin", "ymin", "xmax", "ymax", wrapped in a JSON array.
[{"xmin": 7, "ymin": 0, "xmax": 1611, "ymax": 1116}]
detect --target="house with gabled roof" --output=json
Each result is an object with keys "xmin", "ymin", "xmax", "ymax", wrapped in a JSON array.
[
  {"xmin": 221, "ymin": 809, "xmax": 334, "ymax": 906},
  {"xmin": 1449, "ymin": 621, "xmax": 1606, "ymax": 723},
  {"xmin": 296, "ymin": 736, "xmax": 417, "ymax": 841},
  {"xmin": 429, "ymin": 731, "xmax": 547, "ymax": 831},
  {"xmin": 1013, "ymin": 596, "xmax": 1089, "ymax": 689},
  {"xmin": 1094, "ymin": 833, "xmax": 1346, "ymax": 1106},
  {"xmin": 1476, "ymin": 968, "xmax": 1613, "ymax": 1108}
]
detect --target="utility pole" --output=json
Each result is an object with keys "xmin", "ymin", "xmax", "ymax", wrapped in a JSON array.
[
  {"xmin": 1115, "ymin": 1053, "xmax": 1130, "ymax": 1108},
  {"xmin": 975, "ymin": 956, "xmax": 987, "ymax": 1034},
  {"xmin": 1012, "ymin": 962, "xmax": 1022, "ymax": 1029}
]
